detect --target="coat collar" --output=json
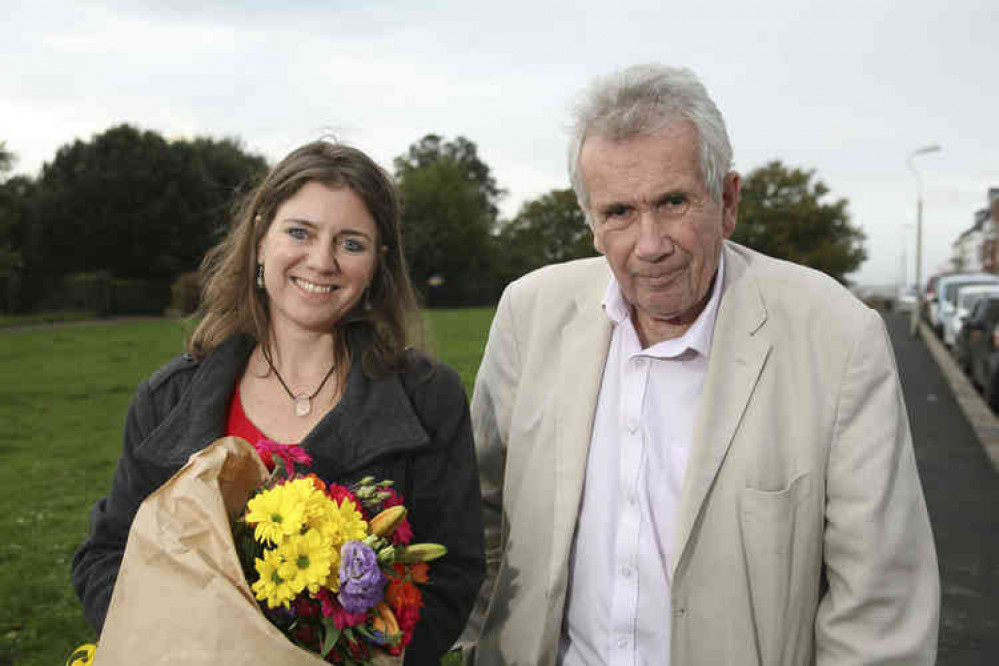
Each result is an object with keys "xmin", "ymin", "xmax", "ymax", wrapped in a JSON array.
[{"xmin": 138, "ymin": 333, "xmax": 430, "ymax": 478}]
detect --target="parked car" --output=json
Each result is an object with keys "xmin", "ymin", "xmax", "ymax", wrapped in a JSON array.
[
  {"xmin": 923, "ymin": 273, "xmax": 945, "ymax": 323},
  {"xmin": 944, "ymin": 284, "xmax": 999, "ymax": 348},
  {"xmin": 932, "ymin": 273, "xmax": 999, "ymax": 337},
  {"xmin": 957, "ymin": 295, "xmax": 999, "ymax": 409},
  {"xmin": 896, "ymin": 285, "xmax": 917, "ymax": 313}
]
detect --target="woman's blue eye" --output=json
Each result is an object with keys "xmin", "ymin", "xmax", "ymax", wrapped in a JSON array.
[
  {"xmin": 342, "ymin": 237, "xmax": 366, "ymax": 253},
  {"xmin": 287, "ymin": 227, "xmax": 308, "ymax": 240}
]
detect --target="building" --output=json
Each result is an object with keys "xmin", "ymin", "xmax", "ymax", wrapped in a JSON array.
[{"xmin": 977, "ymin": 188, "xmax": 999, "ymax": 273}]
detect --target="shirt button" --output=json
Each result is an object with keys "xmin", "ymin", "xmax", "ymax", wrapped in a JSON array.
[
  {"xmin": 621, "ymin": 565, "xmax": 633, "ymax": 578},
  {"xmin": 617, "ymin": 637, "xmax": 629, "ymax": 649},
  {"xmin": 628, "ymin": 493, "xmax": 638, "ymax": 506}
]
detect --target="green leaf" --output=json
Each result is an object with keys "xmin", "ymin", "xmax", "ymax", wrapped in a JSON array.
[{"xmin": 320, "ymin": 616, "xmax": 342, "ymax": 656}]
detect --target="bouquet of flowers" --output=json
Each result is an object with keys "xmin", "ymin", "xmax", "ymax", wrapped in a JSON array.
[{"xmin": 233, "ymin": 439, "xmax": 445, "ymax": 664}]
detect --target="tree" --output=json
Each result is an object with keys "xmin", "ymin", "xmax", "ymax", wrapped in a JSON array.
[
  {"xmin": 395, "ymin": 134, "xmax": 504, "ymax": 220},
  {"xmin": 0, "ymin": 142, "xmax": 28, "ymax": 277},
  {"xmin": 394, "ymin": 135, "xmax": 502, "ymax": 305},
  {"xmin": 496, "ymin": 188, "xmax": 596, "ymax": 286},
  {"xmin": 27, "ymin": 124, "xmax": 268, "ymax": 281},
  {"xmin": 0, "ymin": 141, "xmax": 14, "ymax": 177},
  {"xmin": 731, "ymin": 161, "xmax": 866, "ymax": 284}
]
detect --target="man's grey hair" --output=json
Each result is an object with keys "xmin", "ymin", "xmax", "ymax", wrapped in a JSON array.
[{"xmin": 568, "ymin": 64, "xmax": 733, "ymax": 221}]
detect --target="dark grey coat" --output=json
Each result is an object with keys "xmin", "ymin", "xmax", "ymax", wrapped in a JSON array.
[{"xmin": 72, "ymin": 334, "xmax": 485, "ymax": 664}]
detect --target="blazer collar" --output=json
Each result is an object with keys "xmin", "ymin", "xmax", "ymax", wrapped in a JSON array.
[
  {"xmin": 549, "ymin": 261, "xmax": 615, "ymax": 592},
  {"xmin": 671, "ymin": 242, "xmax": 772, "ymax": 579}
]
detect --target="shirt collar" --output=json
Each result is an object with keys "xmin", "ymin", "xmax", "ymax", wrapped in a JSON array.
[{"xmin": 601, "ymin": 251, "xmax": 726, "ymax": 358}]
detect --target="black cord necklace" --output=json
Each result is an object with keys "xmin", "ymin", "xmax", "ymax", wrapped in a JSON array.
[{"xmin": 260, "ymin": 346, "xmax": 336, "ymax": 417}]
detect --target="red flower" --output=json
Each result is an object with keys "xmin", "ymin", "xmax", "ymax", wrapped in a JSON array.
[
  {"xmin": 292, "ymin": 597, "xmax": 321, "ymax": 618},
  {"xmin": 293, "ymin": 623, "xmax": 318, "ymax": 648},
  {"xmin": 380, "ymin": 488, "xmax": 413, "ymax": 545},
  {"xmin": 316, "ymin": 588, "xmax": 367, "ymax": 628},
  {"xmin": 326, "ymin": 484, "xmax": 361, "ymax": 512},
  {"xmin": 385, "ymin": 576, "xmax": 423, "ymax": 648},
  {"xmin": 346, "ymin": 637, "xmax": 369, "ymax": 660}
]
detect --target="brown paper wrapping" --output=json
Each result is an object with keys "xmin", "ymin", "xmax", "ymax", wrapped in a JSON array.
[{"xmin": 94, "ymin": 437, "xmax": 388, "ymax": 665}]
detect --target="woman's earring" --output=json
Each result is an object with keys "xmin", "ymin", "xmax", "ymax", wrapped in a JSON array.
[{"xmin": 256, "ymin": 264, "xmax": 265, "ymax": 289}]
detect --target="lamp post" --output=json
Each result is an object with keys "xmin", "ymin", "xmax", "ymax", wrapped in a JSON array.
[{"xmin": 908, "ymin": 144, "xmax": 941, "ymax": 337}]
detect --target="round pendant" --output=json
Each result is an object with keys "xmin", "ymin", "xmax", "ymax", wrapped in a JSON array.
[{"xmin": 294, "ymin": 394, "xmax": 311, "ymax": 417}]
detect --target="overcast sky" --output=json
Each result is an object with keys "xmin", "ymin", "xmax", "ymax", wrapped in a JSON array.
[{"xmin": 3, "ymin": 0, "xmax": 996, "ymax": 287}]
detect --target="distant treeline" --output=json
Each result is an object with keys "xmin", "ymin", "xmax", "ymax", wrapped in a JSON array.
[{"xmin": 0, "ymin": 130, "xmax": 864, "ymax": 315}]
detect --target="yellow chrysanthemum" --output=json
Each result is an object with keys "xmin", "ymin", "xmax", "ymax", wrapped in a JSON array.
[
  {"xmin": 276, "ymin": 528, "xmax": 334, "ymax": 595},
  {"xmin": 245, "ymin": 483, "xmax": 306, "ymax": 546},
  {"xmin": 66, "ymin": 644, "xmax": 96, "ymax": 666},
  {"xmin": 286, "ymin": 478, "xmax": 331, "ymax": 525},
  {"xmin": 251, "ymin": 548, "xmax": 297, "ymax": 608},
  {"xmin": 314, "ymin": 497, "xmax": 369, "ymax": 547}
]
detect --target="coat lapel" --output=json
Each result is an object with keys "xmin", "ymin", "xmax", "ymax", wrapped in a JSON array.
[
  {"xmin": 671, "ymin": 245, "xmax": 771, "ymax": 579},
  {"xmin": 550, "ymin": 270, "xmax": 613, "ymax": 589}
]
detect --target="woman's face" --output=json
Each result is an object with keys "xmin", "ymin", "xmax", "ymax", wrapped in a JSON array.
[{"xmin": 257, "ymin": 181, "xmax": 379, "ymax": 337}]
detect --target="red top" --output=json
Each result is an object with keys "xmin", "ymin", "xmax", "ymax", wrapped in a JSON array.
[{"xmin": 226, "ymin": 383, "xmax": 292, "ymax": 446}]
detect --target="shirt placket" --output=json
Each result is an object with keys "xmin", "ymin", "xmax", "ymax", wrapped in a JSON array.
[{"xmin": 609, "ymin": 352, "xmax": 650, "ymax": 664}]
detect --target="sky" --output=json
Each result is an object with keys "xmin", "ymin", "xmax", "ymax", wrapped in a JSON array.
[{"xmin": 3, "ymin": 0, "xmax": 996, "ymax": 288}]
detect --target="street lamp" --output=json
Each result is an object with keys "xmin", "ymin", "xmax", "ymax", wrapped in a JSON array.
[{"xmin": 908, "ymin": 144, "xmax": 942, "ymax": 337}]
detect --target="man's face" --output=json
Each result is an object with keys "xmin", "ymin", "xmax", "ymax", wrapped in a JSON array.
[{"xmin": 580, "ymin": 121, "xmax": 740, "ymax": 343}]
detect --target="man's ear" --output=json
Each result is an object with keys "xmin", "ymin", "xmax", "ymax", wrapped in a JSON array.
[
  {"xmin": 721, "ymin": 171, "xmax": 741, "ymax": 239},
  {"xmin": 581, "ymin": 201, "xmax": 605, "ymax": 255}
]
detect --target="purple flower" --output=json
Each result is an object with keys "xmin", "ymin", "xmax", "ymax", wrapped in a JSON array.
[{"xmin": 337, "ymin": 541, "xmax": 386, "ymax": 614}]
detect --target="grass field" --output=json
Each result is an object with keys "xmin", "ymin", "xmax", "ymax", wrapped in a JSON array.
[{"xmin": 0, "ymin": 309, "xmax": 493, "ymax": 666}]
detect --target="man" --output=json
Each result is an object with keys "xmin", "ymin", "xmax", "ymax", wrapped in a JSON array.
[{"xmin": 466, "ymin": 64, "xmax": 939, "ymax": 665}]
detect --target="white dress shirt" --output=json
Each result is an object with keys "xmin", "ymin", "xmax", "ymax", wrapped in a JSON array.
[{"xmin": 559, "ymin": 257, "xmax": 725, "ymax": 666}]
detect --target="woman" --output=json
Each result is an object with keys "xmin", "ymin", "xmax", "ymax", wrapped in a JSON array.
[{"xmin": 71, "ymin": 141, "xmax": 485, "ymax": 664}]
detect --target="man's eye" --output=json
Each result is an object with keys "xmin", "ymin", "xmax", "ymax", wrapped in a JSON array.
[
  {"xmin": 604, "ymin": 205, "xmax": 630, "ymax": 220},
  {"xmin": 663, "ymin": 195, "xmax": 687, "ymax": 209}
]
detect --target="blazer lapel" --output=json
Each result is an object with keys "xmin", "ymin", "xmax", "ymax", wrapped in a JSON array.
[
  {"xmin": 671, "ymin": 246, "xmax": 771, "ymax": 580},
  {"xmin": 549, "ymin": 273, "xmax": 613, "ymax": 589}
]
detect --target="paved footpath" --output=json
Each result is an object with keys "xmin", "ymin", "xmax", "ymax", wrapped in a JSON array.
[{"xmin": 884, "ymin": 310, "xmax": 999, "ymax": 664}]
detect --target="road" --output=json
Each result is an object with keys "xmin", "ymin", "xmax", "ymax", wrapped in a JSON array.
[{"xmin": 884, "ymin": 310, "xmax": 999, "ymax": 664}]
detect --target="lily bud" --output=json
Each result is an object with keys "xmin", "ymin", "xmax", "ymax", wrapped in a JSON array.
[
  {"xmin": 395, "ymin": 543, "xmax": 448, "ymax": 563},
  {"xmin": 369, "ymin": 505, "xmax": 408, "ymax": 538}
]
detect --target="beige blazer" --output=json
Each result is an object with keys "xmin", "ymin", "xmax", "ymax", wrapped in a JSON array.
[{"xmin": 466, "ymin": 242, "xmax": 939, "ymax": 665}]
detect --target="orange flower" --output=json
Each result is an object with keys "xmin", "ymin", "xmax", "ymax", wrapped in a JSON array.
[
  {"xmin": 304, "ymin": 473, "xmax": 327, "ymax": 495},
  {"xmin": 409, "ymin": 563, "xmax": 429, "ymax": 583},
  {"xmin": 386, "ymin": 579, "xmax": 422, "ymax": 610}
]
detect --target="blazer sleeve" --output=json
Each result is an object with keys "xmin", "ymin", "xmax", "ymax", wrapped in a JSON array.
[
  {"xmin": 459, "ymin": 283, "xmax": 522, "ymax": 649},
  {"xmin": 816, "ymin": 308, "xmax": 940, "ymax": 664}
]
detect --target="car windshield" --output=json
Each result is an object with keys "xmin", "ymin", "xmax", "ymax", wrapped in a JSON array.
[
  {"xmin": 958, "ymin": 288, "xmax": 999, "ymax": 310},
  {"xmin": 944, "ymin": 279, "xmax": 999, "ymax": 303}
]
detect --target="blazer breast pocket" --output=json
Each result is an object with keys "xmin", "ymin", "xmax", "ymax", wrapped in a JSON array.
[{"xmin": 739, "ymin": 472, "xmax": 812, "ymax": 666}]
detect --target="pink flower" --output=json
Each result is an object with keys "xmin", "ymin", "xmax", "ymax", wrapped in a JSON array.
[
  {"xmin": 253, "ymin": 439, "xmax": 311, "ymax": 474},
  {"xmin": 316, "ymin": 589, "xmax": 366, "ymax": 628}
]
